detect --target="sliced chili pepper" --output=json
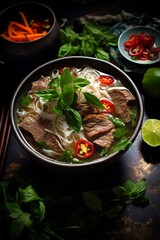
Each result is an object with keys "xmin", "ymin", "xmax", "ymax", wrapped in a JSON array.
[
  {"xmin": 75, "ymin": 139, "xmax": 94, "ymax": 159},
  {"xmin": 123, "ymin": 31, "xmax": 159, "ymax": 62},
  {"xmin": 147, "ymin": 48, "xmax": 159, "ymax": 60},
  {"xmin": 139, "ymin": 51, "xmax": 149, "ymax": 60},
  {"xmin": 123, "ymin": 34, "xmax": 141, "ymax": 50},
  {"xmin": 99, "ymin": 75, "xmax": 114, "ymax": 85},
  {"xmin": 128, "ymin": 45, "xmax": 144, "ymax": 56},
  {"xmin": 100, "ymin": 98, "xmax": 114, "ymax": 113},
  {"xmin": 141, "ymin": 32, "xmax": 155, "ymax": 48}
]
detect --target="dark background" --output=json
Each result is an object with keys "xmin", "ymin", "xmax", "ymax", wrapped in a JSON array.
[{"xmin": 0, "ymin": 0, "xmax": 159, "ymax": 19}]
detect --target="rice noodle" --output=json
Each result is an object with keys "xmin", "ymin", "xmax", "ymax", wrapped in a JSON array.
[{"xmin": 17, "ymin": 66, "xmax": 135, "ymax": 160}]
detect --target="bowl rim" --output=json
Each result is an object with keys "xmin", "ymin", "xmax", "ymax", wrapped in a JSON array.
[
  {"xmin": 10, "ymin": 56, "xmax": 144, "ymax": 172},
  {"xmin": 118, "ymin": 25, "xmax": 160, "ymax": 65}
]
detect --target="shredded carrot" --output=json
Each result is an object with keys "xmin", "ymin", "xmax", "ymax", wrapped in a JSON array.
[
  {"xmin": 9, "ymin": 32, "xmax": 47, "ymax": 42},
  {"xmin": 1, "ymin": 11, "xmax": 49, "ymax": 42},
  {"xmin": 10, "ymin": 21, "xmax": 34, "ymax": 34},
  {"xmin": 1, "ymin": 33, "xmax": 10, "ymax": 40},
  {"xmin": 18, "ymin": 11, "xmax": 30, "ymax": 28}
]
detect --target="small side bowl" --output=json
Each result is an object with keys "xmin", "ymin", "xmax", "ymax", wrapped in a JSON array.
[
  {"xmin": 0, "ymin": 2, "xmax": 60, "ymax": 68},
  {"xmin": 118, "ymin": 26, "xmax": 160, "ymax": 65}
]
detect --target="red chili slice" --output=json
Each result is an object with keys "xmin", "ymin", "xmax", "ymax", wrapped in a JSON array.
[
  {"xmin": 128, "ymin": 45, "xmax": 144, "ymax": 56},
  {"xmin": 75, "ymin": 139, "xmax": 94, "ymax": 159},
  {"xmin": 100, "ymin": 98, "xmax": 114, "ymax": 113},
  {"xmin": 123, "ymin": 31, "xmax": 159, "ymax": 62},
  {"xmin": 99, "ymin": 75, "xmax": 114, "ymax": 85},
  {"xmin": 141, "ymin": 32, "xmax": 155, "ymax": 48},
  {"xmin": 147, "ymin": 48, "xmax": 159, "ymax": 60},
  {"xmin": 139, "ymin": 51, "xmax": 149, "ymax": 60}
]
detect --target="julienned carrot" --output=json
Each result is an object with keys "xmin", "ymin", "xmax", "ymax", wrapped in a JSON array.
[
  {"xmin": 1, "ymin": 11, "xmax": 49, "ymax": 42},
  {"xmin": 1, "ymin": 33, "xmax": 10, "ymax": 40},
  {"xmin": 9, "ymin": 32, "xmax": 47, "ymax": 41},
  {"xmin": 18, "ymin": 11, "xmax": 30, "ymax": 28},
  {"xmin": 10, "ymin": 21, "xmax": 34, "ymax": 34}
]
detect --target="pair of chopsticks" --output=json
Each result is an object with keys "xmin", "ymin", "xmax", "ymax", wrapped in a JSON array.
[{"xmin": 0, "ymin": 107, "xmax": 11, "ymax": 177}]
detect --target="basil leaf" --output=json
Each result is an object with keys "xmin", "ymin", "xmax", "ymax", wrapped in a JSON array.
[
  {"xmin": 60, "ymin": 67, "xmax": 73, "ymax": 89},
  {"xmin": 81, "ymin": 35, "xmax": 98, "ymax": 56},
  {"xmin": 114, "ymin": 127, "xmax": 129, "ymax": 138},
  {"xmin": 95, "ymin": 48, "xmax": 110, "ymax": 61},
  {"xmin": 35, "ymin": 89, "xmax": 59, "ymax": 101},
  {"xmin": 124, "ymin": 179, "xmax": 147, "ymax": 197},
  {"xmin": 60, "ymin": 25, "xmax": 79, "ymax": 43},
  {"xmin": 112, "ymin": 186, "xmax": 129, "ymax": 198},
  {"xmin": 18, "ymin": 185, "xmax": 44, "ymax": 202},
  {"xmin": 58, "ymin": 43, "xmax": 80, "ymax": 58},
  {"xmin": 49, "ymin": 76, "xmax": 60, "ymax": 88},
  {"xmin": 61, "ymin": 84, "xmax": 75, "ymax": 107},
  {"xmin": 65, "ymin": 108, "xmax": 82, "ymax": 133},
  {"xmin": 109, "ymin": 116, "xmax": 125, "ymax": 127},
  {"xmin": 82, "ymin": 191, "xmax": 103, "ymax": 213},
  {"xmin": 74, "ymin": 77, "xmax": 90, "ymax": 88},
  {"xmin": 83, "ymin": 92, "xmax": 104, "ymax": 109}
]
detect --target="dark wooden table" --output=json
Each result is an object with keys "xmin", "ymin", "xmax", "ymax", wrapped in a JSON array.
[{"xmin": 1, "ymin": 1, "xmax": 160, "ymax": 239}]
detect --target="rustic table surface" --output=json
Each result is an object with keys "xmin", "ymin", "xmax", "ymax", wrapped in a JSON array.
[{"xmin": 1, "ymin": 1, "xmax": 160, "ymax": 240}]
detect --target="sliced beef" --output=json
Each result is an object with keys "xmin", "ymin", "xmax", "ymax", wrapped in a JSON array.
[
  {"xmin": 108, "ymin": 88, "xmax": 135, "ymax": 123},
  {"xmin": 83, "ymin": 113, "xmax": 115, "ymax": 148},
  {"xmin": 18, "ymin": 113, "xmax": 63, "ymax": 154},
  {"xmin": 93, "ymin": 129, "xmax": 115, "ymax": 148},
  {"xmin": 74, "ymin": 101, "xmax": 99, "ymax": 117},
  {"xmin": 31, "ymin": 76, "xmax": 51, "ymax": 92}
]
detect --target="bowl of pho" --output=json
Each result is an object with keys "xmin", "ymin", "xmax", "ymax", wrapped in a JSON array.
[{"xmin": 10, "ymin": 56, "xmax": 144, "ymax": 173}]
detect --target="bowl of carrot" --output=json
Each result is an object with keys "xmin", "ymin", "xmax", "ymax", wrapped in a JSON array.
[{"xmin": 0, "ymin": 2, "xmax": 60, "ymax": 69}]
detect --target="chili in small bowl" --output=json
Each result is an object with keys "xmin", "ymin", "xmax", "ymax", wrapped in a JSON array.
[{"xmin": 118, "ymin": 26, "xmax": 160, "ymax": 65}]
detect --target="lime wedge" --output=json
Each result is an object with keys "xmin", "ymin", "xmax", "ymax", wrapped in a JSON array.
[{"xmin": 141, "ymin": 119, "xmax": 160, "ymax": 147}]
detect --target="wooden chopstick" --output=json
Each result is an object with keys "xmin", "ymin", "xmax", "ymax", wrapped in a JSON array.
[{"xmin": 0, "ymin": 107, "xmax": 11, "ymax": 177}]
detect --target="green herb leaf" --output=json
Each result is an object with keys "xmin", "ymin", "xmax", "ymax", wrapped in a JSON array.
[
  {"xmin": 61, "ymin": 84, "xmax": 75, "ymax": 107},
  {"xmin": 109, "ymin": 116, "xmax": 125, "ymax": 127},
  {"xmin": 95, "ymin": 48, "xmax": 110, "ymax": 61},
  {"xmin": 35, "ymin": 89, "xmax": 59, "ymax": 101},
  {"xmin": 124, "ymin": 178, "xmax": 147, "ymax": 197},
  {"xmin": 60, "ymin": 67, "xmax": 74, "ymax": 89},
  {"xmin": 81, "ymin": 35, "xmax": 98, "ymax": 56},
  {"xmin": 10, "ymin": 211, "xmax": 32, "ymax": 239},
  {"xmin": 109, "ymin": 137, "xmax": 132, "ymax": 154},
  {"xmin": 20, "ymin": 96, "xmax": 32, "ymax": 106},
  {"xmin": 105, "ymin": 203, "xmax": 123, "ymax": 219},
  {"xmin": 58, "ymin": 43, "xmax": 80, "ymax": 58},
  {"xmin": 82, "ymin": 191, "xmax": 103, "ymax": 213},
  {"xmin": 65, "ymin": 108, "xmax": 82, "ymax": 133},
  {"xmin": 113, "ymin": 178, "xmax": 148, "ymax": 202},
  {"xmin": 18, "ymin": 185, "xmax": 44, "ymax": 202},
  {"xmin": 74, "ymin": 77, "xmax": 90, "ymax": 88},
  {"xmin": 114, "ymin": 127, "xmax": 129, "ymax": 138},
  {"xmin": 83, "ymin": 92, "xmax": 105, "ymax": 109}
]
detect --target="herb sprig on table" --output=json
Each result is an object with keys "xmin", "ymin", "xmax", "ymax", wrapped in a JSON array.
[
  {"xmin": 0, "ymin": 170, "xmax": 149, "ymax": 240},
  {"xmin": 58, "ymin": 21, "xmax": 119, "ymax": 61}
]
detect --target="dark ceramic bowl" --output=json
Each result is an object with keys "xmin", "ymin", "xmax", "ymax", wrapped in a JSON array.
[
  {"xmin": 10, "ymin": 56, "xmax": 144, "ymax": 173},
  {"xmin": 0, "ymin": 2, "xmax": 60, "ymax": 69}
]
